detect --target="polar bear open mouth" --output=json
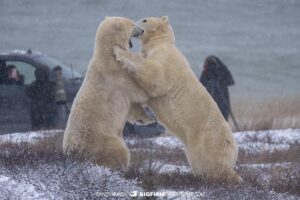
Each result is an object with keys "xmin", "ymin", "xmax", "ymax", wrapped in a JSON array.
[{"xmin": 131, "ymin": 26, "xmax": 144, "ymax": 38}]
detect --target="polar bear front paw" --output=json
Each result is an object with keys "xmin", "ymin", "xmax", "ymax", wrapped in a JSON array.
[
  {"xmin": 113, "ymin": 46, "xmax": 138, "ymax": 73},
  {"xmin": 113, "ymin": 46, "xmax": 126, "ymax": 64}
]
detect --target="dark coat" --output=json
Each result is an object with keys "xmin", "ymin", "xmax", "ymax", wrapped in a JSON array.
[
  {"xmin": 200, "ymin": 57, "xmax": 234, "ymax": 121},
  {"xmin": 0, "ymin": 61, "xmax": 6, "ymax": 84},
  {"xmin": 26, "ymin": 68, "xmax": 56, "ymax": 129}
]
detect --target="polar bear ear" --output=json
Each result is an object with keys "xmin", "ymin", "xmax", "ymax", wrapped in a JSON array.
[{"xmin": 161, "ymin": 16, "xmax": 169, "ymax": 24}]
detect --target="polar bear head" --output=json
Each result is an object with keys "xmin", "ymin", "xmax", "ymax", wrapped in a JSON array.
[
  {"xmin": 95, "ymin": 17, "xmax": 135, "ymax": 53},
  {"xmin": 131, "ymin": 16, "xmax": 175, "ymax": 45}
]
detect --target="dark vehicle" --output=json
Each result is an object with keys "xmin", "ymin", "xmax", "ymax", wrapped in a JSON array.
[
  {"xmin": 123, "ymin": 121, "xmax": 165, "ymax": 138},
  {"xmin": 0, "ymin": 49, "xmax": 165, "ymax": 137},
  {"xmin": 123, "ymin": 106, "xmax": 166, "ymax": 138},
  {"xmin": 0, "ymin": 49, "xmax": 82, "ymax": 134}
]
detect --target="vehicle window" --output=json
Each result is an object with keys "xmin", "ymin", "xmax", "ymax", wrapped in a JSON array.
[
  {"xmin": 34, "ymin": 55, "xmax": 82, "ymax": 79},
  {"xmin": 6, "ymin": 61, "xmax": 36, "ymax": 85}
]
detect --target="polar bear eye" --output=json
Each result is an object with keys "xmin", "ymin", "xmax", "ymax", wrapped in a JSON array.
[{"xmin": 142, "ymin": 19, "xmax": 147, "ymax": 23}]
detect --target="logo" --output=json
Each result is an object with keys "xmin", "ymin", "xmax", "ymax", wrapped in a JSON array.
[{"xmin": 130, "ymin": 191, "xmax": 138, "ymax": 197}]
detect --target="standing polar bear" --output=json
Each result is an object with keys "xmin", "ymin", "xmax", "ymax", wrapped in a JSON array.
[
  {"xmin": 63, "ymin": 17, "xmax": 150, "ymax": 170},
  {"xmin": 114, "ymin": 16, "xmax": 242, "ymax": 182}
]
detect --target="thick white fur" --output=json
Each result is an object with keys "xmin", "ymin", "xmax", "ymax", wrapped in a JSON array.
[
  {"xmin": 63, "ymin": 17, "xmax": 149, "ymax": 170},
  {"xmin": 114, "ymin": 16, "xmax": 242, "ymax": 182}
]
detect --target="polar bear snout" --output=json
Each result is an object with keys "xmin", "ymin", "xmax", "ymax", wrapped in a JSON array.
[{"xmin": 131, "ymin": 26, "xmax": 144, "ymax": 38}]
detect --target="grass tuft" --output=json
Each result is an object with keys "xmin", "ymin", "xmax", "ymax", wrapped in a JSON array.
[{"xmin": 230, "ymin": 95, "xmax": 300, "ymax": 131}]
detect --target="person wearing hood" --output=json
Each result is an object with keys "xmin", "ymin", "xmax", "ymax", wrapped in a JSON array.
[
  {"xmin": 27, "ymin": 67, "xmax": 56, "ymax": 129},
  {"xmin": 199, "ymin": 55, "xmax": 234, "ymax": 121}
]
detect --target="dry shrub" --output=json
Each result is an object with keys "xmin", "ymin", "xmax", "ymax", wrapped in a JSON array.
[
  {"xmin": 236, "ymin": 138, "xmax": 300, "ymax": 196},
  {"xmin": 237, "ymin": 133, "xmax": 300, "ymax": 164},
  {"xmin": 0, "ymin": 131, "xmax": 142, "ymax": 200},
  {"xmin": 239, "ymin": 163, "xmax": 300, "ymax": 196},
  {"xmin": 126, "ymin": 135, "xmax": 300, "ymax": 197},
  {"xmin": 1, "ymin": 130, "xmax": 300, "ymax": 198},
  {"xmin": 230, "ymin": 95, "xmax": 300, "ymax": 131},
  {"xmin": 0, "ymin": 132, "xmax": 65, "ymax": 168},
  {"xmin": 128, "ymin": 140, "xmax": 187, "ymax": 167}
]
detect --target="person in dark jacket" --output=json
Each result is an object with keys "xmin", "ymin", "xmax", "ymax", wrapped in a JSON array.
[
  {"xmin": 199, "ymin": 55, "xmax": 234, "ymax": 121},
  {"xmin": 0, "ymin": 61, "xmax": 6, "ymax": 84},
  {"xmin": 53, "ymin": 65, "xmax": 67, "ymax": 128},
  {"xmin": 27, "ymin": 67, "xmax": 56, "ymax": 130}
]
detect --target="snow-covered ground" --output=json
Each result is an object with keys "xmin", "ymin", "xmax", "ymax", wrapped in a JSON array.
[
  {"xmin": 127, "ymin": 128, "xmax": 300, "ymax": 155},
  {"xmin": 0, "ymin": 129, "xmax": 299, "ymax": 199},
  {"xmin": 1, "ymin": 128, "xmax": 299, "ymax": 153},
  {"xmin": 0, "ymin": 175, "xmax": 44, "ymax": 200},
  {"xmin": 0, "ymin": 130, "xmax": 61, "ymax": 144},
  {"xmin": 235, "ymin": 129, "xmax": 300, "ymax": 154},
  {"xmin": 0, "ymin": 162, "xmax": 142, "ymax": 200}
]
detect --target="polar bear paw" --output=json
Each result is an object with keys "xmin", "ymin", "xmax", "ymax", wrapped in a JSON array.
[{"xmin": 113, "ymin": 46, "xmax": 138, "ymax": 73}]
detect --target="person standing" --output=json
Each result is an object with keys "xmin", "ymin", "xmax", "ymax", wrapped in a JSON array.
[
  {"xmin": 53, "ymin": 65, "xmax": 67, "ymax": 128},
  {"xmin": 27, "ymin": 67, "xmax": 56, "ymax": 129},
  {"xmin": 199, "ymin": 55, "xmax": 234, "ymax": 121}
]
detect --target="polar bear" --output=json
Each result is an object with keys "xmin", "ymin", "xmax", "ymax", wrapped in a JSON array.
[
  {"xmin": 63, "ymin": 17, "xmax": 150, "ymax": 170},
  {"xmin": 113, "ymin": 16, "xmax": 242, "ymax": 182}
]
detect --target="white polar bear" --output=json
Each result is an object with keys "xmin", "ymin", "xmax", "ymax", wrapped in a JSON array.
[
  {"xmin": 63, "ymin": 17, "xmax": 150, "ymax": 170},
  {"xmin": 113, "ymin": 16, "xmax": 242, "ymax": 182}
]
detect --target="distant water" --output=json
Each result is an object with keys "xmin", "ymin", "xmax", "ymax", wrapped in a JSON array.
[{"xmin": 1, "ymin": 0, "xmax": 300, "ymax": 98}]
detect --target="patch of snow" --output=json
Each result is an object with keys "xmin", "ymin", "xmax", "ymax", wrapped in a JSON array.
[
  {"xmin": 239, "ymin": 162, "xmax": 292, "ymax": 169},
  {"xmin": 146, "ymin": 136, "xmax": 183, "ymax": 149},
  {"xmin": 234, "ymin": 129, "xmax": 300, "ymax": 144},
  {"xmin": 235, "ymin": 129, "xmax": 300, "ymax": 154},
  {"xmin": 125, "ymin": 138, "xmax": 138, "ymax": 146},
  {"xmin": 159, "ymin": 164, "xmax": 191, "ymax": 174},
  {"xmin": 1, "ymin": 129, "xmax": 299, "ymax": 199},
  {"xmin": 238, "ymin": 162, "xmax": 299, "ymax": 191},
  {"xmin": 239, "ymin": 142, "xmax": 290, "ymax": 154},
  {"xmin": 0, "ymin": 175, "xmax": 45, "ymax": 200},
  {"xmin": 126, "ymin": 129, "xmax": 300, "ymax": 155},
  {"xmin": 0, "ymin": 130, "xmax": 61, "ymax": 144},
  {"xmin": 0, "ymin": 162, "xmax": 142, "ymax": 200},
  {"xmin": 126, "ymin": 135, "xmax": 183, "ymax": 149},
  {"xmin": 2, "ymin": 129, "xmax": 299, "ymax": 156}
]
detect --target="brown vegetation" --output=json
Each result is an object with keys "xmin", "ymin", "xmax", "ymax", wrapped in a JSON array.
[
  {"xmin": 230, "ymin": 95, "xmax": 300, "ymax": 131},
  {"xmin": 0, "ymin": 128, "xmax": 299, "ymax": 199}
]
